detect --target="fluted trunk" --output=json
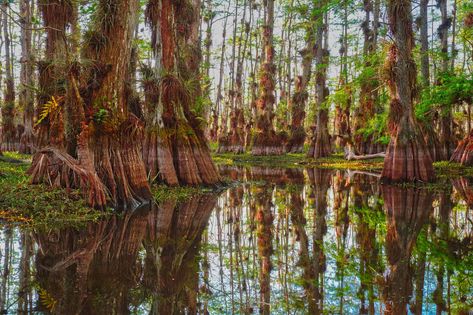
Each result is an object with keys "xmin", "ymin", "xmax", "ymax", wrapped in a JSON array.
[
  {"xmin": 354, "ymin": 0, "xmax": 380, "ymax": 154},
  {"xmin": 380, "ymin": 0, "xmax": 434, "ymax": 182},
  {"xmin": 143, "ymin": 0, "xmax": 220, "ymax": 185},
  {"xmin": 308, "ymin": 12, "xmax": 331, "ymax": 159},
  {"xmin": 251, "ymin": 0, "xmax": 286, "ymax": 155},
  {"xmin": 286, "ymin": 6, "xmax": 320, "ymax": 153},
  {"xmin": 29, "ymin": 0, "xmax": 152, "ymax": 208}
]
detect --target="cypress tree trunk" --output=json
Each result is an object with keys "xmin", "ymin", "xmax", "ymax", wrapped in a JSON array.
[
  {"xmin": 251, "ymin": 0, "xmax": 285, "ymax": 155},
  {"xmin": 286, "ymin": 2, "xmax": 319, "ymax": 153},
  {"xmin": 380, "ymin": 0, "xmax": 435, "ymax": 182},
  {"xmin": 211, "ymin": 2, "xmax": 231, "ymax": 143},
  {"xmin": 29, "ymin": 0, "xmax": 152, "ymax": 208},
  {"xmin": 218, "ymin": 0, "xmax": 249, "ymax": 154},
  {"xmin": 35, "ymin": 0, "xmax": 74, "ymax": 149},
  {"xmin": 438, "ymin": 0, "xmax": 454, "ymax": 160},
  {"xmin": 254, "ymin": 186, "xmax": 273, "ymax": 314},
  {"xmin": 19, "ymin": 0, "xmax": 36, "ymax": 154},
  {"xmin": 354, "ymin": 0, "xmax": 380, "ymax": 155},
  {"xmin": 308, "ymin": 11, "xmax": 331, "ymax": 159},
  {"xmin": 143, "ymin": 0, "xmax": 220, "ymax": 185},
  {"xmin": 418, "ymin": 0, "xmax": 443, "ymax": 162},
  {"xmin": 1, "ymin": 2, "xmax": 16, "ymax": 151},
  {"xmin": 451, "ymin": 129, "xmax": 473, "ymax": 165},
  {"xmin": 334, "ymin": 0, "xmax": 351, "ymax": 150}
]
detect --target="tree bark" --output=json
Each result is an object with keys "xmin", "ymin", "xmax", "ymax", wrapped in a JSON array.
[
  {"xmin": 218, "ymin": 0, "xmax": 249, "ymax": 154},
  {"xmin": 354, "ymin": 0, "xmax": 382, "ymax": 155},
  {"xmin": 19, "ymin": 0, "xmax": 36, "ymax": 154},
  {"xmin": 29, "ymin": 0, "xmax": 152, "ymax": 208},
  {"xmin": 450, "ymin": 127, "xmax": 473, "ymax": 165},
  {"xmin": 438, "ymin": 0, "xmax": 454, "ymax": 160},
  {"xmin": 286, "ymin": 2, "xmax": 319, "ymax": 153},
  {"xmin": 380, "ymin": 0, "xmax": 435, "ymax": 182},
  {"xmin": 308, "ymin": 11, "xmax": 331, "ymax": 159},
  {"xmin": 143, "ymin": 0, "xmax": 220, "ymax": 185},
  {"xmin": 251, "ymin": 0, "xmax": 285, "ymax": 155},
  {"xmin": 1, "ymin": 3, "xmax": 16, "ymax": 151}
]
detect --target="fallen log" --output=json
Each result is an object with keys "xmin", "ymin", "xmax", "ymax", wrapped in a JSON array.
[{"xmin": 344, "ymin": 144, "xmax": 385, "ymax": 161}]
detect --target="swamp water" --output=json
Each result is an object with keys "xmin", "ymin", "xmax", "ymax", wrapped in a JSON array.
[{"xmin": 0, "ymin": 166, "xmax": 472, "ymax": 314}]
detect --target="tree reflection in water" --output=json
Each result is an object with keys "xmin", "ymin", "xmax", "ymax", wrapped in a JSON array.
[{"xmin": 0, "ymin": 166, "xmax": 471, "ymax": 314}]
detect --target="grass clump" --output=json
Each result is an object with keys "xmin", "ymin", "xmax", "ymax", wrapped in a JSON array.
[
  {"xmin": 212, "ymin": 152, "xmax": 305, "ymax": 168},
  {"xmin": 152, "ymin": 184, "xmax": 207, "ymax": 203}
]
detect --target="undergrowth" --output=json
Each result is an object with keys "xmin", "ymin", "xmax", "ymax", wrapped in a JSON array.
[{"xmin": 0, "ymin": 152, "xmax": 106, "ymax": 229}]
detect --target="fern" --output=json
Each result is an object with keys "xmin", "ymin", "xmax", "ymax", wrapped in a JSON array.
[
  {"xmin": 35, "ymin": 96, "xmax": 60, "ymax": 126},
  {"xmin": 38, "ymin": 286, "xmax": 57, "ymax": 312}
]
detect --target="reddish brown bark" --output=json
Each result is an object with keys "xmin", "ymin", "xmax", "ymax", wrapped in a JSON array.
[
  {"xmin": 285, "ymin": 5, "xmax": 320, "ymax": 153},
  {"xmin": 308, "ymin": 12, "xmax": 331, "ymax": 159},
  {"xmin": 353, "ymin": 0, "xmax": 380, "ymax": 154},
  {"xmin": 34, "ymin": 194, "xmax": 217, "ymax": 313},
  {"xmin": 217, "ymin": 108, "xmax": 246, "ymax": 153},
  {"xmin": 29, "ymin": 0, "xmax": 151, "ymax": 208},
  {"xmin": 450, "ymin": 129, "xmax": 473, "ymax": 165},
  {"xmin": 286, "ymin": 78, "xmax": 307, "ymax": 153},
  {"xmin": 143, "ymin": 0, "xmax": 220, "ymax": 185},
  {"xmin": 334, "ymin": 83, "xmax": 351, "ymax": 148},
  {"xmin": 253, "ymin": 185, "xmax": 273, "ymax": 314},
  {"xmin": 251, "ymin": 0, "xmax": 285, "ymax": 156},
  {"xmin": 34, "ymin": 0, "xmax": 74, "ymax": 149},
  {"xmin": 380, "ymin": 0, "xmax": 435, "ymax": 183}
]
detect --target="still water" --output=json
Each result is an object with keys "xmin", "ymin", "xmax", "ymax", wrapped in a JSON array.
[{"xmin": 0, "ymin": 166, "xmax": 472, "ymax": 314}]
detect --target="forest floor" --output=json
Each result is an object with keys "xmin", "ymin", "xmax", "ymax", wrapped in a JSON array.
[
  {"xmin": 1, "ymin": 151, "xmax": 471, "ymax": 227},
  {"xmin": 0, "ymin": 152, "xmax": 215, "ymax": 228}
]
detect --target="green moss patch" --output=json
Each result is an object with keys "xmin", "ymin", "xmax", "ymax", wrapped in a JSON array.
[{"xmin": 0, "ymin": 152, "xmax": 106, "ymax": 229}]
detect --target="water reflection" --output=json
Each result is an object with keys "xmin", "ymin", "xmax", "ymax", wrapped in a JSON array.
[{"xmin": 0, "ymin": 166, "xmax": 472, "ymax": 314}]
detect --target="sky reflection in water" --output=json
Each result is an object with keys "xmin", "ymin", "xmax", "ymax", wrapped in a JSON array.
[{"xmin": 0, "ymin": 165, "xmax": 472, "ymax": 314}]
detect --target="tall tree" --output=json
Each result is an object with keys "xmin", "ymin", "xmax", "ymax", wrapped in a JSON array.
[
  {"xmin": 353, "ymin": 0, "xmax": 380, "ymax": 154},
  {"xmin": 334, "ymin": 0, "xmax": 351, "ymax": 150},
  {"xmin": 1, "ymin": 2, "xmax": 16, "ymax": 151},
  {"xmin": 418, "ymin": 0, "xmax": 443, "ymax": 162},
  {"xmin": 381, "ymin": 0, "xmax": 435, "ymax": 182},
  {"xmin": 29, "ymin": 0, "xmax": 152, "ymax": 208},
  {"xmin": 251, "ymin": 0, "xmax": 285, "ymax": 155},
  {"xmin": 286, "ymin": 1, "xmax": 319, "ymax": 153},
  {"xmin": 143, "ymin": 0, "xmax": 220, "ymax": 185},
  {"xmin": 438, "ymin": 0, "xmax": 455, "ymax": 160},
  {"xmin": 218, "ymin": 0, "xmax": 249, "ymax": 154},
  {"xmin": 308, "ymin": 9, "xmax": 331, "ymax": 158},
  {"xmin": 19, "ymin": 0, "xmax": 35, "ymax": 154}
]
